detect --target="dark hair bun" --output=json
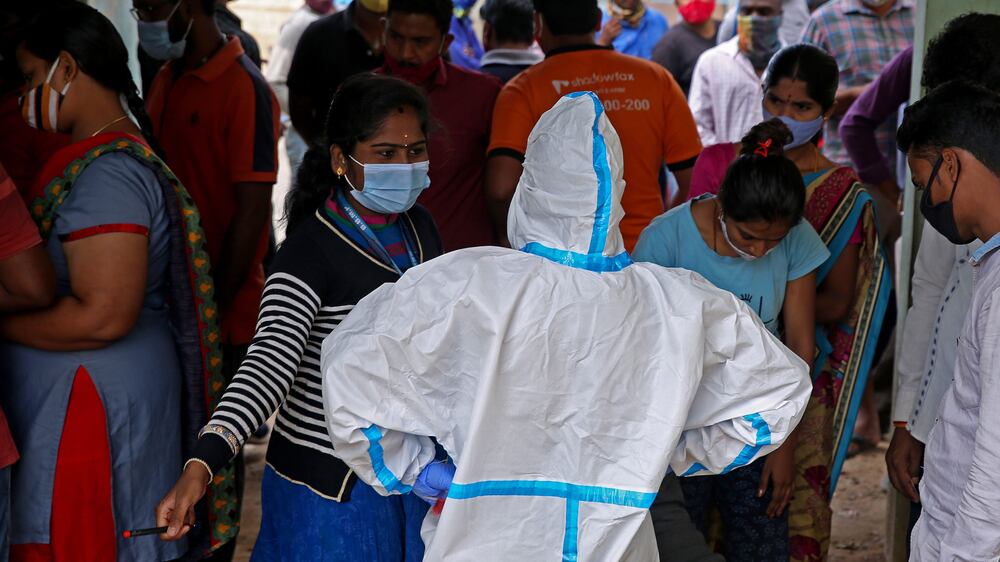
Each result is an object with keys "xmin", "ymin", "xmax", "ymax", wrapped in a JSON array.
[
  {"xmin": 719, "ymin": 117, "xmax": 805, "ymax": 226},
  {"xmin": 739, "ymin": 118, "xmax": 793, "ymax": 159}
]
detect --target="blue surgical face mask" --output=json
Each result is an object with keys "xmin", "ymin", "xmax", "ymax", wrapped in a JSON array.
[
  {"xmin": 345, "ymin": 155, "xmax": 431, "ymax": 214},
  {"xmin": 762, "ymin": 103, "xmax": 825, "ymax": 150},
  {"xmin": 137, "ymin": 1, "xmax": 192, "ymax": 61}
]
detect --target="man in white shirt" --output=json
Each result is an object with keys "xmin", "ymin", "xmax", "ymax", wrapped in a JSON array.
[
  {"xmin": 265, "ymin": 0, "xmax": 335, "ymax": 170},
  {"xmin": 896, "ymin": 81, "xmax": 1000, "ymax": 561},
  {"xmin": 884, "ymin": 18, "xmax": 1000, "ymax": 556},
  {"xmin": 688, "ymin": 0, "xmax": 782, "ymax": 146},
  {"xmin": 892, "ymin": 226, "xmax": 979, "ymax": 477}
]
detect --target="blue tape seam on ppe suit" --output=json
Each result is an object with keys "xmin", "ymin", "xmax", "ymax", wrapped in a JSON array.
[
  {"xmin": 521, "ymin": 91, "xmax": 633, "ymax": 273},
  {"xmin": 448, "ymin": 479, "xmax": 657, "ymax": 561}
]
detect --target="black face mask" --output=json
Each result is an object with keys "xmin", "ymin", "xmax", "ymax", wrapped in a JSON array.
[{"xmin": 919, "ymin": 156, "xmax": 977, "ymax": 245}]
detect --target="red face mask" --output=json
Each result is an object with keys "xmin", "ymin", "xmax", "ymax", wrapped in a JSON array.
[
  {"xmin": 304, "ymin": 0, "xmax": 333, "ymax": 13},
  {"xmin": 678, "ymin": 0, "xmax": 715, "ymax": 25},
  {"xmin": 384, "ymin": 53, "xmax": 443, "ymax": 86}
]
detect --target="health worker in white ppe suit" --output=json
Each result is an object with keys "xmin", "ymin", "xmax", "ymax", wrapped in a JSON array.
[{"xmin": 320, "ymin": 91, "xmax": 812, "ymax": 561}]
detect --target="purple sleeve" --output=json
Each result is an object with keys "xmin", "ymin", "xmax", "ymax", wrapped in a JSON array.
[
  {"xmin": 839, "ymin": 46, "xmax": 913, "ymax": 186},
  {"xmin": 688, "ymin": 143, "xmax": 736, "ymax": 200}
]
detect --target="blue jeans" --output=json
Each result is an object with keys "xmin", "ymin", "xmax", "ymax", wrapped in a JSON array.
[
  {"xmin": 1, "ymin": 466, "xmax": 9, "ymax": 562},
  {"xmin": 251, "ymin": 465, "xmax": 428, "ymax": 561}
]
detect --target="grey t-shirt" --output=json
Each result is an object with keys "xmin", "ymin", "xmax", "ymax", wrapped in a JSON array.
[{"xmin": 651, "ymin": 23, "xmax": 717, "ymax": 97}]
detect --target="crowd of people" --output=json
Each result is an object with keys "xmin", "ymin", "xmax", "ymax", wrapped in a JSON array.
[{"xmin": 0, "ymin": 0, "xmax": 999, "ymax": 560}]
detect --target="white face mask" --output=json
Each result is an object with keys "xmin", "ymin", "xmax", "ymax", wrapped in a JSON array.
[
  {"xmin": 137, "ymin": 1, "xmax": 192, "ymax": 60},
  {"xmin": 718, "ymin": 214, "xmax": 775, "ymax": 261}
]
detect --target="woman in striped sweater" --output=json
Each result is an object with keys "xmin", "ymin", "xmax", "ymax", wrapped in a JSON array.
[{"xmin": 155, "ymin": 73, "xmax": 444, "ymax": 561}]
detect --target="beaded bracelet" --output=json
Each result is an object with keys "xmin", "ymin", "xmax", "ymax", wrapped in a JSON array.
[{"xmin": 184, "ymin": 458, "xmax": 214, "ymax": 487}]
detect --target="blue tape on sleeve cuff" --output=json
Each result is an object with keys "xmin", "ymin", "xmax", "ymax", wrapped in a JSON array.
[
  {"xmin": 720, "ymin": 413, "xmax": 772, "ymax": 474},
  {"xmin": 680, "ymin": 462, "xmax": 708, "ymax": 477},
  {"xmin": 676, "ymin": 414, "xmax": 773, "ymax": 476},
  {"xmin": 361, "ymin": 424, "xmax": 413, "ymax": 494}
]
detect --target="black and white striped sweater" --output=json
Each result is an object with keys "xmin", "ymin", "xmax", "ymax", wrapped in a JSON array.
[{"xmin": 193, "ymin": 206, "xmax": 442, "ymax": 500}]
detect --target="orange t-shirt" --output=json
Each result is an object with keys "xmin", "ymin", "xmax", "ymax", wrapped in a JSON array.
[
  {"xmin": 489, "ymin": 45, "xmax": 702, "ymax": 250},
  {"xmin": 146, "ymin": 38, "xmax": 280, "ymax": 345}
]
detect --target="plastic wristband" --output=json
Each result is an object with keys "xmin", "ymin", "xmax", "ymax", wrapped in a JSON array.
[
  {"xmin": 184, "ymin": 458, "xmax": 214, "ymax": 487},
  {"xmin": 892, "ymin": 421, "xmax": 908, "ymax": 429}
]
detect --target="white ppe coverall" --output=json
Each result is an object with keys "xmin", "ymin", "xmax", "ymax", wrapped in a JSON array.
[{"xmin": 321, "ymin": 92, "xmax": 812, "ymax": 561}]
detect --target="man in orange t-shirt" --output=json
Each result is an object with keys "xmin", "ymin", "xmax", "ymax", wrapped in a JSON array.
[{"xmin": 486, "ymin": 0, "xmax": 702, "ymax": 250}]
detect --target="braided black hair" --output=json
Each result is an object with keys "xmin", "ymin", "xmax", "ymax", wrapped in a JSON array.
[
  {"xmin": 19, "ymin": 2, "xmax": 166, "ymax": 158},
  {"xmin": 718, "ymin": 118, "xmax": 805, "ymax": 226}
]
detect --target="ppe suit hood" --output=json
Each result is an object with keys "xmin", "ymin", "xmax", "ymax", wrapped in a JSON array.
[{"xmin": 508, "ymin": 91, "xmax": 631, "ymax": 272}]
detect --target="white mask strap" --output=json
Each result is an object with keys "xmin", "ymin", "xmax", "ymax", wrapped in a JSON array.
[
  {"xmin": 45, "ymin": 58, "xmax": 60, "ymax": 84},
  {"xmin": 46, "ymin": 59, "xmax": 72, "ymax": 97}
]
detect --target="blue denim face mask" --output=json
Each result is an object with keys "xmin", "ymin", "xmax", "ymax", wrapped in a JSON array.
[
  {"xmin": 762, "ymin": 103, "xmax": 825, "ymax": 150},
  {"xmin": 137, "ymin": 1, "xmax": 192, "ymax": 60},
  {"xmin": 345, "ymin": 155, "xmax": 431, "ymax": 214}
]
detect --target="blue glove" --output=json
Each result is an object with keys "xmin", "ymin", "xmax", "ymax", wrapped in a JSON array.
[{"xmin": 413, "ymin": 461, "xmax": 456, "ymax": 505}]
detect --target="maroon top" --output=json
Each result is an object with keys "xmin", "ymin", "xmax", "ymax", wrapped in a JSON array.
[
  {"xmin": 0, "ymin": 91, "xmax": 69, "ymax": 196},
  {"xmin": 381, "ymin": 60, "xmax": 502, "ymax": 251},
  {"xmin": 839, "ymin": 46, "xmax": 913, "ymax": 186},
  {"xmin": 687, "ymin": 142, "xmax": 736, "ymax": 200}
]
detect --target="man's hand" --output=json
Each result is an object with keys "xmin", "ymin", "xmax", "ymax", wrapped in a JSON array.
[
  {"xmin": 833, "ymin": 85, "xmax": 868, "ymax": 117},
  {"xmin": 760, "ymin": 442, "xmax": 796, "ymax": 518},
  {"xmin": 484, "ymin": 154, "xmax": 523, "ymax": 247},
  {"xmin": 886, "ymin": 426, "xmax": 923, "ymax": 503},
  {"xmin": 874, "ymin": 179, "xmax": 901, "ymax": 210},
  {"xmin": 597, "ymin": 18, "xmax": 623, "ymax": 47},
  {"xmin": 215, "ymin": 183, "xmax": 273, "ymax": 314}
]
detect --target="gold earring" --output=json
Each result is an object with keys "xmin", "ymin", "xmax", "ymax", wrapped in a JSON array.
[{"xmin": 336, "ymin": 167, "xmax": 344, "ymax": 177}]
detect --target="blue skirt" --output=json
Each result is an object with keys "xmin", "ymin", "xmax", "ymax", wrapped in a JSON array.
[{"xmin": 251, "ymin": 465, "xmax": 428, "ymax": 561}]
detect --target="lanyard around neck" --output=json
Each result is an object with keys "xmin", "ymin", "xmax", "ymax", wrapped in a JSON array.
[{"xmin": 335, "ymin": 190, "xmax": 419, "ymax": 275}]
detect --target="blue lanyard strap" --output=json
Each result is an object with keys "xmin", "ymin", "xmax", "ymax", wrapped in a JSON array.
[{"xmin": 335, "ymin": 191, "xmax": 420, "ymax": 275}]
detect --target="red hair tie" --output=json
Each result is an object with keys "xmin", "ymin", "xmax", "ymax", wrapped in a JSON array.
[{"xmin": 754, "ymin": 139, "xmax": 773, "ymax": 157}]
